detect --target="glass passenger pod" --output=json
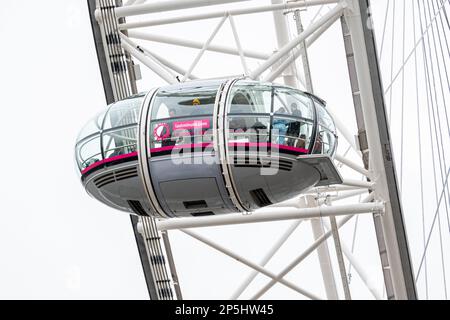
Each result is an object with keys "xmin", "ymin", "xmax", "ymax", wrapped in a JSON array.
[{"xmin": 75, "ymin": 93, "xmax": 145, "ymax": 177}]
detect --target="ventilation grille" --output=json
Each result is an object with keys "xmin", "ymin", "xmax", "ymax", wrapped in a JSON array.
[
  {"xmin": 191, "ymin": 211, "xmax": 215, "ymax": 217},
  {"xmin": 249, "ymin": 188, "xmax": 272, "ymax": 207},
  {"xmin": 127, "ymin": 200, "xmax": 148, "ymax": 217},
  {"xmin": 233, "ymin": 157, "xmax": 293, "ymax": 171},
  {"xmin": 183, "ymin": 200, "xmax": 208, "ymax": 209},
  {"xmin": 94, "ymin": 165, "xmax": 138, "ymax": 188}
]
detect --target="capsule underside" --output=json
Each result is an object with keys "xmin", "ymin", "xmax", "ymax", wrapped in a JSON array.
[{"xmin": 75, "ymin": 79, "xmax": 340, "ymax": 218}]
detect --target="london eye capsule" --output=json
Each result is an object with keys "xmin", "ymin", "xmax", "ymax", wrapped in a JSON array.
[{"xmin": 75, "ymin": 78, "xmax": 342, "ymax": 218}]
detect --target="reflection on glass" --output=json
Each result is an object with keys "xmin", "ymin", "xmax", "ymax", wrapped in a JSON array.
[
  {"xmin": 273, "ymin": 87, "xmax": 314, "ymax": 120},
  {"xmin": 228, "ymin": 82, "xmax": 272, "ymax": 114},
  {"xmin": 315, "ymin": 102, "xmax": 335, "ymax": 132},
  {"xmin": 228, "ymin": 116, "xmax": 270, "ymax": 143},
  {"xmin": 76, "ymin": 110, "xmax": 106, "ymax": 143},
  {"xmin": 313, "ymin": 126, "xmax": 336, "ymax": 155},
  {"xmin": 77, "ymin": 135, "xmax": 101, "ymax": 169},
  {"xmin": 103, "ymin": 95, "xmax": 143, "ymax": 130},
  {"xmin": 102, "ymin": 126, "xmax": 137, "ymax": 159},
  {"xmin": 152, "ymin": 84, "xmax": 218, "ymax": 120},
  {"xmin": 272, "ymin": 117, "xmax": 313, "ymax": 149}
]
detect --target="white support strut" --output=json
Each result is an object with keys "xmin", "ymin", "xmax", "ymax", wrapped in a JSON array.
[
  {"xmin": 182, "ymin": 228, "xmax": 321, "ymax": 300},
  {"xmin": 115, "ymin": 0, "xmax": 253, "ymax": 17},
  {"xmin": 249, "ymin": 3, "xmax": 346, "ymax": 80},
  {"xmin": 120, "ymin": 34, "xmax": 178, "ymax": 84},
  {"xmin": 118, "ymin": 0, "xmax": 340, "ymax": 29},
  {"xmin": 156, "ymin": 202, "xmax": 384, "ymax": 230},
  {"xmin": 127, "ymin": 31, "xmax": 270, "ymax": 60}
]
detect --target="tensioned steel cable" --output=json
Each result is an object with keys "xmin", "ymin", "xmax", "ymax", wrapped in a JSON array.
[
  {"xmin": 421, "ymin": 0, "xmax": 450, "ymax": 230},
  {"xmin": 427, "ymin": 0, "xmax": 450, "ymax": 144},
  {"xmin": 399, "ymin": 0, "xmax": 406, "ymax": 192},
  {"xmin": 435, "ymin": 0, "xmax": 450, "ymax": 83},
  {"xmin": 388, "ymin": 0, "xmax": 396, "ymax": 122},
  {"xmin": 415, "ymin": 166, "xmax": 450, "ymax": 284},
  {"xmin": 431, "ymin": 0, "xmax": 450, "ymax": 233},
  {"xmin": 412, "ymin": 0, "xmax": 429, "ymax": 299},
  {"xmin": 424, "ymin": 0, "xmax": 450, "ymax": 288},
  {"xmin": 424, "ymin": 0, "xmax": 450, "ymax": 239},
  {"xmin": 417, "ymin": 0, "xmax": 448, "ymax": 298},
  {"xmin": 441, "ymin": 0, "xmax": 450, "ymax": 30},
  {"xmin": 378, "ymin": 0, "xmax": 391, "ymax": 60},
  {"xmin": 383, "ymin": 1, "xmax": 448, "ymax": 96}
]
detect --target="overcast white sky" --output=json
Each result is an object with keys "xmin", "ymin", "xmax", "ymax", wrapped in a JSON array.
[{"xmin": 0, "ymin": 0, "xmax": 448, "ymax": 300}]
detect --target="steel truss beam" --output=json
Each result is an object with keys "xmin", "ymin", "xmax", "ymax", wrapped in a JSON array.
[{"xmin": 88, "ymin": 0, "xmax": 179, "ymax": 300}]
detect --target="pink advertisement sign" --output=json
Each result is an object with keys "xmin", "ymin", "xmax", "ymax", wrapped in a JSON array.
[{"xmin": 173, "ymin": 119, "xmax": 210, "ymax": 130}]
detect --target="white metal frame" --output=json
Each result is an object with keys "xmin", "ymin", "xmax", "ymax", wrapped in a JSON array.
[{"xmin": 92, "ymin": 0, "xmax": 421, "ymax": 300}]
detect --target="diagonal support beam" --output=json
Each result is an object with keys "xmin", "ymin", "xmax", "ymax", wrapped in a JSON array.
[
  {"xmin": 127, "ymin": 30, "xmax": 270, "ymax": 60},
  {"xmin": 335, "ymin": 154, "xmax": 371, "ymax": 178},
  {"xmin": 138, "ymin": 47, "xmax": 199, "ymax": 80},
  {"xmin": 120, "ymin": 34, "xmax": 178, "ymax": 84},
  {"xmin": 322, "ymin": 220, "xmax": 383, "ymax": 300},
  {"xmin": 182, "ymin": 15, "xmax": 228, "ymax": 81},
  {"xmin": 231, "ymin": 220, "xmax": 303, "ymax": 300},
  {"xmin": 250, "ymin": 214, "xmax": 354, "ymax": 300},
  {"xmin": 181, "ymin": 228, "xmax": 321, "ymax": 300},
  {"xmin": 249, "ymin": 193, "xmax": 375, "ymax": 300},
  {"xmin": 249, "ymin": 3, "xmax": 345, "ymax": 80}
]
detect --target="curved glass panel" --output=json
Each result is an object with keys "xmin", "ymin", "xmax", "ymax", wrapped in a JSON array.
[
  {"xmin": 228, "ymin": 82, "xmax": 272, "ymax": 114},
  {"xmin": 103, "ymin": 94, "xmax": 144, "ymax": 130},
  {"xmin": 151, "ymin": 84, "xmax": 219, "ymax": 120},
  {"xmin": 272, "ymin": 117, "xmax": 313, "ymax": 150},
  {"xmin": 315, "ymin": 102, "xmax": 336, "ymax": 132},
  {"xmin": 76, "ymin": 109, "xmax": 106, "ymax": 143},
  {"xmin": 273, "ymin": 87, "xmax": 314, "ymax": 120},
  {"xmin": 102, "ymin": 125, "xmax": 138, "ymax": 159},
  {"xmin": 313, "ymin": 101, "xmax": 337, "ymax": 155},
  {"xmin": 313, "ymin": 127, "xmax": 336, "ymax": 155},
  {"xmin": 228, "ymin": 116, "xmax": 270, "ymax": 143},
  {"xmin": 76, "ymin": 135, "xmax": 102, "ymax": 170}
]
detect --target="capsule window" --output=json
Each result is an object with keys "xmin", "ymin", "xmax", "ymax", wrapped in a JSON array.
[
  {"xmin": 228, "ymin": 116, "xmax": 270, "ymax": 144},
  {"xmin": 102, "ymin": 126, "xmax": 138, "ymax": 159},
  {"xmin": 103, "ymin": 96, "xmax": 142, "ymax": 130},
  {"xmin": 228, "ymin": 83, "xmax": 272, "ymax": 114},
  {"xmin": 315, "ymin": 102, "xmax": 336, "ymax": 133},
  {"xmin": 76, "ymin": 135, "xmax": 102, "ymax": 170},
  {"xmin": 151, "ymin": 85, "xmax": 218, "ymax": 120},
  {"xmin": 76, "ymin": 109, "xmax": 106, "ymax": 143},
  {"xmin": 272, "ymin": 118, "xmax": 313, "ymax": 150},
  {"xmin": 313, "ymin": 127, "xmax": 336, "ymax": 155},
  {"xmin": 273, "ymin": 87, "xmax": 314, "ymax": 120}
]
